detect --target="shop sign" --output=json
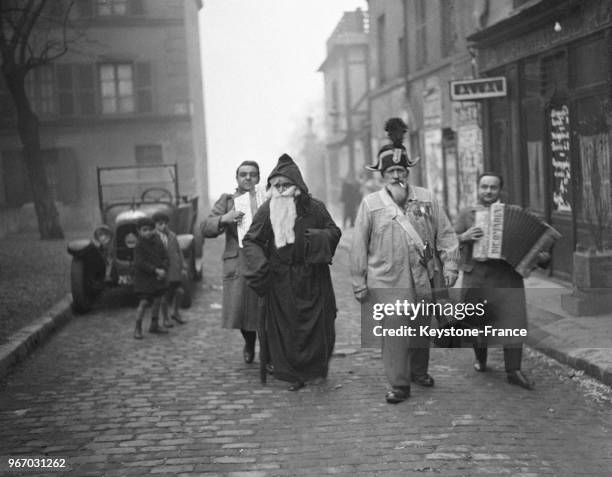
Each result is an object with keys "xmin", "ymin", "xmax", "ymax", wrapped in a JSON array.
[
  {"xmin": 450, "ymin": 77, "xmax": 507, "ymax": 101},
  {"xmin": 550, "ymin": 105, "xmax": 572, "ymax": 213}
]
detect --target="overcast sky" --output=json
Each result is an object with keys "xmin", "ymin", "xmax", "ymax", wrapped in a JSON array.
[{"xmin": 200, "ymin": 0, "xmax": 367, "ymax": 201}]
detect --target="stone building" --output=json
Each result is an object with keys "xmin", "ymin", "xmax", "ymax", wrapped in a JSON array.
[
  {"xmin": 469, "ymin": 0, "xmax": 612, "ymax": 279},
  {"xmin": 366, "ymin": 0, "xmax": 490, "ymax": 219},
  {"xmin": 0, "ymin": 0, "xmax": 208, "ymax": 233},
  {"xmin": 318, "ymin": 8, "xmax": 370, "ymax": 213}
]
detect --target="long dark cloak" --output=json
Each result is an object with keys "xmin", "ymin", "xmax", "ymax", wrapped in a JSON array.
[{"xmin": 242, "ymin": 196, "xmax": 341, "ymax": 383}]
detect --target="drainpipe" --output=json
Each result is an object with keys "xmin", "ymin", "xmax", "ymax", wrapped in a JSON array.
[{"xmin": 342, "ymin": 45, "xmax": 355, "ymax": 176}]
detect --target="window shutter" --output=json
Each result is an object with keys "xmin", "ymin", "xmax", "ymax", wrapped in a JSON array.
[
  {"xmin": 77, "ymin": 64, "xmax": 96, "ymax": 116},
  {"xmin": 135, "ymin": 62, "xmax": 152, "ymax": 113},
  {"xmin": 56, "ymin": 64, "xmax": 74, "ymax": 116}
]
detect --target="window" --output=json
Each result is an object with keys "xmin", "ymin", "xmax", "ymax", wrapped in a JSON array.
[
  {"xmin": 99, "ymin": 63, "xmax": 134, "ymax": 114},
  {"xmin": 96, "ymin": 0, "xmax": 127, "ymax": 16},
  {"xmin": 440, "ymin": 0, "xmax": 456, "ymax": 58},
  {"xmin": 415, "ymin": 0, "xmax": 428, "ymax": 68},
  {"xmin": 77, "ymin": 0, "xmax": 144, "ymax": 17},
  {"xmin": 135, "ymin": 145, "xmax": 163, "ymax": 166},
  {"xmin": 570, "ymin": 37, "xmax": 607, "ymax": 90},
  {"xmin": 56, "ymin": 64, "xmax": 97, "ymax": 116},
  {"xmin": 25, "ymin": 65, "xmax": 55, "ymax": 115},
  {"xmin": 377, "ymin": 15, "xmax": 386, "ymax": 85},
  {"xmin": 521, "ymin": 58, "xmax": 545, "ymax": 213}
]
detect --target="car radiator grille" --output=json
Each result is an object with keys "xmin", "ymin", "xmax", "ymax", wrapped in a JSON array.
[{"xmin": 115, "ymin": 224, "xmax": 137, "ymax": 261}]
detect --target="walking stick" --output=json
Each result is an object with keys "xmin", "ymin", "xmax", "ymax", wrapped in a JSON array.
[{"xmin": 258, "ymin": 307, "xmax": 269, "ymax": 384}]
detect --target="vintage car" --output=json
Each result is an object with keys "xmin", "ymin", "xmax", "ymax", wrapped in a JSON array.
[{"xmin": 67, "ymin": 163, "xmax": 202, "ymax": 313}]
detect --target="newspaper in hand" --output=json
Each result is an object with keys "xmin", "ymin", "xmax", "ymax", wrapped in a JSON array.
[{"xmin": 234, "ymin": 184, "xmax": 267, "ymax": 247}]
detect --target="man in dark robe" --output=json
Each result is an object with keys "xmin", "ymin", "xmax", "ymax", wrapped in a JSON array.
[{"xmin": 242, "ymin": 154, "xmax": 341, "ymax": 391}]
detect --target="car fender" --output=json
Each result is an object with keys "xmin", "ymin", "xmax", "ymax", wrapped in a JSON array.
[{"xmin": 67, "ymin": 239, "xmax": 95, "ymax": 258}]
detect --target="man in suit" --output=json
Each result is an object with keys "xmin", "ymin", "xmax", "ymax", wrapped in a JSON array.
[
  {"xmin": 202, "ymin": 161, "xmax": 263, "ymax": 364},
  {"xmin": 455, "ymin": 172, "xmax": 546, "ymax": 390}
]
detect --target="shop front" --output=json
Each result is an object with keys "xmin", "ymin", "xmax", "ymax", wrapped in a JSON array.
[{"xmin": 469, "ymin": 0, "xmax": 612, "ymax": 280}]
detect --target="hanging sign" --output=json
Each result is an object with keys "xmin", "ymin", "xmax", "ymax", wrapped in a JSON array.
[{"xmin": 450, "ymin": 77, "xmax": 507, "ymax": 101}]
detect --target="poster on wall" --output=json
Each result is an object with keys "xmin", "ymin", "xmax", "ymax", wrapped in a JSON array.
[
  {"xmin": 550, "ymin": 105, "xmax": 572, "ymax": 212},
  {"xmin": 424, "ymin": 129, "xmax": 444, "ymax": 206},
  {"xmin": 443, "ymin": 140, "xmax": 458, "ymax": 217},
  {"xmin": 454, "ymin": 100, "xmax": 483, "ymax": 209}
]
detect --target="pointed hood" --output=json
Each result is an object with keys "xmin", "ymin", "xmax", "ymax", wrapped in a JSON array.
[{"xmin": 267, "ymin": 153, "xmax": 309, "ymax": 194}]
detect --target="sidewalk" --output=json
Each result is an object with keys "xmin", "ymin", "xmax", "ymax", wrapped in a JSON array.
[{"xmin": 338, "ymin": 227, "xmax": 612, "ymax": 386}]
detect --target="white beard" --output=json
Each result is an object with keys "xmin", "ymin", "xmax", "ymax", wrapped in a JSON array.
[{"xmin": 269, "ymin": 185, "xmax": 300, "ymax": 248}]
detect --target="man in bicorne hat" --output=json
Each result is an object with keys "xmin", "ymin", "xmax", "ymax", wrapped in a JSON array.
[
  {"xmin": 350, "ymin": 144, "xmax": 459, "ymax": 404},
  {"xmin": 242, "ymin": 154, "xmax": 341, "ymax": 391}
]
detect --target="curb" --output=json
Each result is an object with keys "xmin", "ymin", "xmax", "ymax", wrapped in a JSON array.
[
  {"xmin": 525, "ymin": 304, "xmax": 612, "ymax": 387},
  {"xmin": 0, "ymin": 294, "xmax": 73, "ymax": 381}
]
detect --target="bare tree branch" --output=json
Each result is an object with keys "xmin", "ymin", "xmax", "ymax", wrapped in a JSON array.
[
  {"xmin": 9, "ymin": 0, "xmax": 36, "ymax": 52},
  {"xmin": 19, "ymin": 0, "xmax": 47, "ymax": 65}
]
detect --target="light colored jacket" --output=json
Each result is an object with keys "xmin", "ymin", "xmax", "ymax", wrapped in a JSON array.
[{"xmin": 350, "ymin": 186, "xmax": 458, "ymax": 297}]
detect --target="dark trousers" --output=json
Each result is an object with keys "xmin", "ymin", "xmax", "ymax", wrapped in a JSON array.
[
  {"xmin": 241, "ymin": 329, "xmax": 256, "ymax": 349},
  {"xmin": 473, "ymin": 344, "xmax": 522, "ymax": 372}
]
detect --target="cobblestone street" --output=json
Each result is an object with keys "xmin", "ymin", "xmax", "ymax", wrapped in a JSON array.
[{"xmin": 1, "ymin": 238, "xmax": 611, "ymax": 476}]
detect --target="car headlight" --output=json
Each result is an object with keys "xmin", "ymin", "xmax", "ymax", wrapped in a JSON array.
[{"xmin": 125, "ymin": 232, "xmax": 138, "ymax": 248}]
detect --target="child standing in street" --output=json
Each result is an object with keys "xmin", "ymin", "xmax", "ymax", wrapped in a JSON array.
[
  {"xmin": 153, "ymin": 212, "xmax": 187, "ymax": 327},
  {"xmin": 133, "ymin": 216, "xmax": 169, "ymax": 339}
]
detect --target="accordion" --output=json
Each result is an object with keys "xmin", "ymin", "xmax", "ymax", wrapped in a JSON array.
[{"xmin": 472, "ymin": 203, "xmax": 561, "ymax": 277}]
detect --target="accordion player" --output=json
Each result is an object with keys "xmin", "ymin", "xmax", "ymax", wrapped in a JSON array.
[{"xmin": 472, "ymin": 203, "xmax": 561, "ymax": 277}]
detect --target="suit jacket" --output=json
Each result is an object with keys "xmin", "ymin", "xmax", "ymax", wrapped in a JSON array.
[{"xmin": 201, "ymin": 190, "xmax": 261, "ymax": 330}]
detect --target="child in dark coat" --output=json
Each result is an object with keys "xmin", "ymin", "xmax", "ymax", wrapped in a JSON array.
[
  {"xmin": 133, "ymin": 216, "xmax": 169, "ymax": 339},
  {"xmin": 153, "ymin": 212, "xmax": 187, "ymax": 327}
]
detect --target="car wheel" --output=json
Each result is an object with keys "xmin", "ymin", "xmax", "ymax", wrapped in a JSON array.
[{"xmin": 71, "ymin": 259, "xmax": 96, "ymax": 313}]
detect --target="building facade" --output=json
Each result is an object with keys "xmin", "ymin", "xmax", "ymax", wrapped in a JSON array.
[
  {"xmin": 469, "ymin": 0, "xmax": 612, "ymax": 279},
  {"xmin": 0, "ymin": 0, "xmax": 208, "ymax": 232},
  {"xmin": 319, "ymin": 9, "xmax": 370, "ymax": 212},
  {"xmin": 367, "ymin": 0, "xmax": 490, "ymax": 219}
]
